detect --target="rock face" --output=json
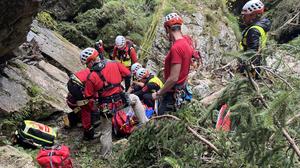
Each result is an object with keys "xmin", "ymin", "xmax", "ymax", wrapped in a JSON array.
[
  {"xmin": 0, "ymin": 0, "xmax": 41, "ymax": 59},
  {"xmin": 28, "ymin": 21, "xmax": 83, "ymax": 73},
  {"xmin": 267, "ymin": 50, "xmax": 300, "ymax": 76},
  {"xmin": 0, "ymin": 145, "xmax": 35, "ymax": 168},
  {"xmin": 151, "ymin": 6, "xmax": 238, "ymax": 70},
  {"xmin": 0, "ymin": 22, "xmax": 84, "ymax": 120}
]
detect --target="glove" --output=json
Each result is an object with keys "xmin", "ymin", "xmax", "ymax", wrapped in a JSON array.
[{"xmin": 95, "ymin": 40, "xmax": 104, "ymax": 53}]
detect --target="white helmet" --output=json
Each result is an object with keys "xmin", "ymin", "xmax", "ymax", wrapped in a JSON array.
[
  {"xmin": 241, "ymin": 0, "xmax": 264, "ymax": 15},
  {"xmin": 136, "ymin": 68, "xmax": 150, "ymax": 80},
  {"xmin": 115, "ymin": 35, "xmax": 126, "ymax": 49},
  {"xmin": 131, "ymin": 62, "xmax": 143, "ymax": 75},
  {"xmin": 80, "ymin": 47, "xmax": 98, "ymax": 65}
]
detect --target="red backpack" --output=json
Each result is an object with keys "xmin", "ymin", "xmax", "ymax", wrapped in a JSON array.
[
  {"xmin": 112, "ymin": 109, "xmax": 137, "ymax": 137},
  {"xmin": 36, "ymin": 145, "xmax": 73, "ymax": 168}
]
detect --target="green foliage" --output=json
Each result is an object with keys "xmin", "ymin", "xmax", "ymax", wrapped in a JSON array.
[
  {"xmin": 57, "ymin": 22, "xmax": 93, "ymax": 48},
  {"xmin": 73, "ymin": 0, "xmax": 154, "ymax": 47},
  {"xmin": 75, "ymin": 9, "xmax": 102, "ymax": 39},
  {"xmin": 36, "ymin": 11, "xmax": 58, "ymax": 30},
  {"xmin": 120, "ymin": 42, "xmax": 300, "ymax": 167},
  {"xmin": 118, "ymin": 120, "xmax": 209, "ymax": 168},
  {"xmin": 27, "ymin": 85, "xmax": 42, "ymax": 97}
]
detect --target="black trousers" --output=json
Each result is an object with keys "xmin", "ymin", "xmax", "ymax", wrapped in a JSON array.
[{"xmin": 158, "ymin": 92, "xmax": 175, "ymax": 115}]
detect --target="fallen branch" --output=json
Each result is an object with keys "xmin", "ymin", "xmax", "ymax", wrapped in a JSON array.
[
  {"xmin": 151, "ymin": 114, "xmax": 181, "ymax": 121},
  {"xmin": 286, "ymin": 113, "xmax": 300, "ymax": 125},
  {"xmin": 213, "ymin": 59, "xmax": 237, "ymax": 71},
  {"xmin": 245, "ymin": 67, "xmax": 300, "ymax": 160},
  {"xmin": 282, "ymin": 128, "xmax": 300, "ymax": 159},
  {"xmin": 275, "ymin": 12, "xmax": 300, "ymax": 32},
  {"xmin": 187, "ymin": 126, "xmax": 221, "ymax": 155},
  {"xmin": 151, "ymin": 114, "xmax": 221, "ymax": 155},
  {"xmin": 255, "ymin": 66, "xmax": 294, "ymax": 90},
  {"xmin": 254, "ymin": 68, "xmax": 275, "ymax": 93}
]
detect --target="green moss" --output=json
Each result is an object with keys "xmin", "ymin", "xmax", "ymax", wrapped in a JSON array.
[
  {"xmin": 169, "ymin": 0, "xmax": 197, "ymax": 14},
  {"xmin": 27, "ymin": 85, "xmax": 42, "ymax": 97},
  {"xmin": 203, "ymin": 9, "xmax": 221, "ymax": 36},
  {"xmin": 224, "ymin": 12, "xmax": 241, "ymax": 42},
  {"xmin": 36, "ymin": 11, "xmax": 58, "ymax": 30},
  {"xmin": 57, "ymin": 22, "xmax": 93, "ymax": 48}
]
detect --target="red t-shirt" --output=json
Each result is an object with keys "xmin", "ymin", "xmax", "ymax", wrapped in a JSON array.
[
  {"xmin": 84, "ymin": 61, "xmax": 131, "ymax": 98},
  {"xmin": 164, "ymin": 36, "xmax": 193, "ymax": 85},
  {"xmin": 75, "ymin": 68, "xmax": 90, "ymax": 83}
]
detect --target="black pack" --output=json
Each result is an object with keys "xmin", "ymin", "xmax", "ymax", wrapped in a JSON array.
[{"xmin": 15, "ymin": 120, "xmax": 57, "ymax": 148}]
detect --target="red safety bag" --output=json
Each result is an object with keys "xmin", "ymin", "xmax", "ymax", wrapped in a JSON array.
[
  {"xmin": 36, "ymin": 145, "xmax": 73, "ymax": 168},
  {"xmin": 112, "ymin": 109, "xmax": 136, "ymax": 137}
]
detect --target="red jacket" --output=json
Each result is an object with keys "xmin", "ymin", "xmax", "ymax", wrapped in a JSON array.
[
  {"xmin": 112, "ymin": 41, "xmax": 138, "ymax": 67},
  {"xmin": 74, "ymin": 68, "xmax": 90, "ymax": 83},
  {"xmin": 84, "ymin": 61, "xmax": 131, "ymax": 98}
]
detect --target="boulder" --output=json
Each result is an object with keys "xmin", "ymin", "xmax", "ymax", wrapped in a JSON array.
[
  {"xmin": 28, "ymin": 21, "xmax": 84, "ymax": 73},
  {"xmin": 0, "ymin": 73, "xmax": 30, "ymax": 117},
  {"xmin": 0, "ymin": 59, "xmax": 71, "ymax": 119},
  {"xmin": 200, "ymin": 88, "xmax": 226, "ymax": 107},
  {"xmin": 193, "ymin": 80, "xmax": 211, "ymax": 99},
  {"xmin": 0, "ymin": 145, "xmax": 35, "ymax": 168},
  {"xmin": 0, "ymin": 0, "xmax": 40, "ymax": 59},
  {"xmin": 266, "ymin": 50, "xmax": 300, "ymax": 76}
]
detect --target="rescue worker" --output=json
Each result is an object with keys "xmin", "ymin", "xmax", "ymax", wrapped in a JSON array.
[
  {"xmin": 152, "ymin": 13, "xmax": 194, "ymax": 115},
  {"xmin": 94, "ymin": 39, "xmax": 105, "ymax": 60},
  {"xmin": 127, "ymin": 62, "xmax": 143, "ymax": 94},
  {"xmin": 71, "ymin": 47, "xmax": 105, "ymax": 140},
  {"xmin": 133, "ymin": 68, "xmax": 163, "ymax": 108},
  {"xmin": 66, "ymin": 68, "xmax": 91, "ymax": 128},
  {"xmin": 112, "ymin": 35, "xmax": 138, "ymax": 69},
  {"xmin": 239, "ymin": 0, "xmax": 271, "ymax": 78},
  {"xmin": 83, "ymin": 48, "xmax": 149, "ymax": 158},
  {"xmin": 111, "ymin": 35, "xmax": 138, "ymax": 91}
]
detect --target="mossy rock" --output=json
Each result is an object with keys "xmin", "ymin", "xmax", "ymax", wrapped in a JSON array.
[
  {"xmin": 36, "ymin": 11, "xmax": 58, "ymax": 30},
  {"xmin": 57, "ymin": 22, "xmax": 93, "ymax": 48}
]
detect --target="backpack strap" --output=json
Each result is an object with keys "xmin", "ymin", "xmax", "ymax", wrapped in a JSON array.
[
  {"xmin": 127, "ymin": 40, "xmax": 134, "ymax": 55},
  {"xmin": 90, "ymin": 60, "xmax": 123, "ymax": 94}
]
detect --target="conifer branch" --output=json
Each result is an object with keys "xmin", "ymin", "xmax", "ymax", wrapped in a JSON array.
[
  {"xmin": 245, "ymin": 66, "xmax": 300, "ymax": 160},
  {"xmin": 151, "ymin": 114, "xmax": 221, "ymax": 155},
  {"xmin": 254, "ymin": 66, "xmax": 294, "ymax": 90}
]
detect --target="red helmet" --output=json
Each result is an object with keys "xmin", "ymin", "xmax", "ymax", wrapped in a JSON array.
[{"xmin": 164, "ymin": 13, "xmax": 183, "ymax": 28}]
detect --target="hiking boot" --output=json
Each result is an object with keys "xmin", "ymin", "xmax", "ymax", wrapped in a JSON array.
[{"xmin": 83, "ymin": 127, "xmax": 101, "ymax": 141}]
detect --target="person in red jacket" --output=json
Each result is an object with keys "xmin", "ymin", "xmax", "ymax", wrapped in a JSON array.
[
  {"xmin": 152, "ymin": 13, "xmax": 193, "ymax": 115},
  {"xmin": 111, "ymin": 35, "xmax": 138, "ymax": 91},
  {"xmin": 66, "ymin": 47, "xmax": 104, "ymax": 140},
  {"xmin": 83, "ymin": 48, "xmax": 149, "ymax": 158},
  {"xmin": 112, "ymin": 35, "xmax": 138, "ymax": 69}
]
